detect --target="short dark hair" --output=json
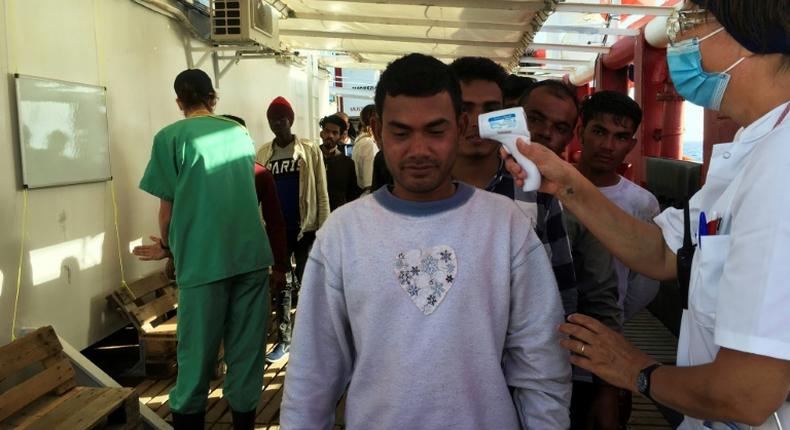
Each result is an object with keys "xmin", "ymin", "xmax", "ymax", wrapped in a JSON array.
[
  {"xmin": 174, "ymin": 69, "xmax": 216, "ymax": 110},
  {"xmin": 375, "ymin": 53, "xmax": 463, "ymax": 119},
  {"xmin": 319, "ymin": 114, "xmax": 347, "ymax": 134},
  {"xmin": 449, "ymin": 57, "xmax": 508, "ymax": 92},
  {"xmin": 580, "ymin": 91, "xmax": 643, "ymax": 132},
  {"xmin": 360, "ymin": 104, "xmax": 376, "ymax": 127},
  {"xmin": 691, "ymin": 0, "xmax": 788, "ymax": 67},
  {"xmin": 520, "ymin": 79, "xmax": 580, "ymax": 114},
  {"xmin": 503, "ymin": 74, "xmax": 536, "ymax": 101}
]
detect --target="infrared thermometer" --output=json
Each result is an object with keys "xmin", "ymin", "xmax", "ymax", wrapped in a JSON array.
[{"xmin": 478, "ymin": 107, "xmax": 541, "ymax": 192}]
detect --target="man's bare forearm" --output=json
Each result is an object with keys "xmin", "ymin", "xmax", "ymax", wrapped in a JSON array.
[{"xmin": 159, "ymin": 200, "xmax": 172, "ymax": 247}]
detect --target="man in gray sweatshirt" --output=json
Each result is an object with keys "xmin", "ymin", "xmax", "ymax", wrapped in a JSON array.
[{"xmin": 281, "ymin": 53, "xmax": 571, "ymax": 429}]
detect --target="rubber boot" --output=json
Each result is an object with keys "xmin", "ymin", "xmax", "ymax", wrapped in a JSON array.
[
  {"xmin": 231, "ymin": 409, "xmax": 256, "ymax": 430},
  {"xmin": 172, "ymin": 411, "xmax": 205, "ymax": 430}
]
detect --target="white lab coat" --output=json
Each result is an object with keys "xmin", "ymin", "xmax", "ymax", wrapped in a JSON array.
[{"xmin": 654, "ymin": 102, "xmax": 790, "ymax": 429}]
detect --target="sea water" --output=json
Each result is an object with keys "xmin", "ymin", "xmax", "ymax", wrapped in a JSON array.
[{"xmin": 683, "ymin": 141, "xmax": 703, "ymax": 163}]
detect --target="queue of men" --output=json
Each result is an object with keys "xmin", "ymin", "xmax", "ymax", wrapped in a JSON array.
[
  {"xmin": 135, "ymin": 0, "xmax": 790, "ymax": 424},
  {"xmin": 258, "ymin": 53, "xmax": 665, "ymax": 429},
  {"xmin": 138, "ymin": 50, "xmax": 782, "ymax": 429}
]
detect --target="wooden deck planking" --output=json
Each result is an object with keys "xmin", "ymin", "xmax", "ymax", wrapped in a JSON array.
[
  {"xmin": 624, "ymin": 310, "xmax": 679, "ymax": 429},
  {"xmin": 134, "ymin": 310, "xmax": 678, "ymax": 429}
]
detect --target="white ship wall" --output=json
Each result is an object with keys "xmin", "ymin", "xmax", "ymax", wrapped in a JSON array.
[{"xmin": 0, "ymin": 0, "xmax": 332, "ymax": 349}]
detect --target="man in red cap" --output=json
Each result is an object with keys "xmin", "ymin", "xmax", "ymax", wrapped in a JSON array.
[{"xmin": 256, "ymin": 96, "xmax": 330, "ymax": 363}]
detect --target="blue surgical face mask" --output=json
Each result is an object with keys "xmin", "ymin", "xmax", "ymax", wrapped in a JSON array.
[{"xmin": 667, "ymin": 27, "xmax": 745, "ymax": 111}]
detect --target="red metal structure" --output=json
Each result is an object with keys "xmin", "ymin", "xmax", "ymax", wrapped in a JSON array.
[
  {"xmin": 590, "ymin": 31, "xmax": 687, "ymax": 185},
  {"xmin": 583, "ymin": 0, "xmax": 690, "ymax": 184},
  {"xmin": 599, "ymin": 35, "xmax": 635, "ymax": 91},
  {"xmin": 633, "ymin": 34, "xmax": 669, "ymax": 182}
]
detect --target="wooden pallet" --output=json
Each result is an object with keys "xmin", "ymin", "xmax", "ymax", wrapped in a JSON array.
[
  {"xmin": 0, "ymin": 326, "xmax": 140, "ymax": 429},
  {"xmin": 135, "ymin": 315, "xmax": 311, "ymax": 429},
  {"xmin": 109, "ymin": 272, "xmax": 225, "ymax": 379},
  {"xmin": 108, "ymin": 272, "xmax": 179, "ymax": 378}
]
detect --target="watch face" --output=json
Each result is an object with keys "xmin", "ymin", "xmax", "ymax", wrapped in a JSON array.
[{"xmin": 637, "ymin": 372, "xmax": 649, "ymax": 394}]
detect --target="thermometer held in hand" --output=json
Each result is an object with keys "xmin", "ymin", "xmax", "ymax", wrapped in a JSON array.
[{"xmin": 478, "ymin": 107, "xmax": 541, "ymax": 192}]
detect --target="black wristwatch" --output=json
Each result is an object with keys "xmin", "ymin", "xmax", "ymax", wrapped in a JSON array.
[{"xmin": 636, "ymin": 363, "xmax": 663, "ymax": 401}]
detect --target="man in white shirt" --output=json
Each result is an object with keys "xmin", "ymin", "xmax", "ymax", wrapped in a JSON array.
[
  {"xmin": 575, "ymin": 90, "xmax": 661, "ymax": 324},
  {"xmin": 573, "ymin": 90, "xmax": 662, "ymax": 428},
  {"xmin": 351, "ymin": 104, "xmax": 378, "ymax": 193}
]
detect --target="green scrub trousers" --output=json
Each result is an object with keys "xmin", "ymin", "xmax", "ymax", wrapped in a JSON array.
[{"xmin": 169, "ymin": 269, "xmax": 269, "ymax": 414}]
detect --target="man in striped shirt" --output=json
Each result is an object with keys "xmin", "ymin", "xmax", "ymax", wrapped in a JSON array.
[
  {"xmin": 520, "ymin": 80, "xmax": 622, "ymax": 430},
  {"xmin": 449, "ymin": 57, "xmax": 577, "ymax": 314}
]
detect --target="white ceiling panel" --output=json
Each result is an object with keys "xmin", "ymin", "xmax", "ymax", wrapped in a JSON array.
[
  {"xmin": 275, "ymin": 0, "xmax": 558, "ymax": 69},
  {"xmin": 246, "ymin": 0, "xmax": 675, "ymax": 78}
]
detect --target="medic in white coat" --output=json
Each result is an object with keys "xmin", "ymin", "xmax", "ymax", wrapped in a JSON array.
[{"xmin": 504, "ymin": 0, "xmax": 790, "ymax": 428}]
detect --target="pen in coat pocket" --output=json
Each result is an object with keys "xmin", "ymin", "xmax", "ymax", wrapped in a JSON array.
[
  {"xmin": 699, "ymin": 211, "xmax": 708, "ymax": 247},
  {"xmin": 707, "ymin": 211, "xmax": 720, "ymax": 236}
]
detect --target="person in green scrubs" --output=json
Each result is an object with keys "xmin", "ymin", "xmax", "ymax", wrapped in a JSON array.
[{"xmin": 134, "ymin": 69, "xmax": 273, "ymax": 430}]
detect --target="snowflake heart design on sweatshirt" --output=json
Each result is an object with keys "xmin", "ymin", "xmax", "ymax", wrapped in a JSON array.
[{"xmin": 394, "ymin": 246, "xmax": 457, "ymax": 315}]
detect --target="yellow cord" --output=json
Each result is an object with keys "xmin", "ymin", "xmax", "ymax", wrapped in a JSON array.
[
  {"xmin": 110, "ymin": 179, "xmax": 135, "ymax": 299},
  {"xmin": 11, "ymin": 189, "xmax": 29, "ymax": 341},
  {"xmin": 98, "ymin": 1, "xmax": 130, "ymax": 299},
  {"xmin": 93, "ymin": 0, "xmax": 106, "ymax": 87}
]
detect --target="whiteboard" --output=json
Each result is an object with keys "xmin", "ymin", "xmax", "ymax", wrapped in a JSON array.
[{"xmin": 15, "ymin": 74, "xmax": 112, "ymax": 188}]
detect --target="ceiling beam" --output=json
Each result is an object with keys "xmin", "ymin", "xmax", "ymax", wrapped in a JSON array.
[
  {"xmin": 318, "ymin": 51, "xmax": 515, "ymax": 66},
  {"xmin": 304, "ymin": 47, "xmax": 513, "ymax": 63},
  {"xmin": 289, "ymin": 11, "xmax": 528, "ymax": 32},
  {"xmin": 518, "ymin": 66, "xmax": 576, "ymax": 74},
  {"xmin": 357, "ymin": 54, "xmax": 485, "ymax": 65},
  {"xmin": 540, "ymin": 25, "xmax": 639, "ymax": 37},
  {"xmin": 518, "ymin": 72, "xmax": 566, "ymax": 77},
  {"xmin": 280, "ymin": 29, "xmax": 521, "ymax": 48},
  {"xmin": 519, "ymin": 71, "xmax": 566, "ymax": 77},
  {"xmin": 325, "ymin": 61, "xmax": 391, "ymax": 71},
  {"xmin": 555, "ymin": 3, "xmax": 674, "ymax": 16},
  {"xmin": 519, "ymin": 57, "xmax": 593, "ymax": 66},
  {"xmin": 527, "ymin": 42, "xmax": 611, "ymax": 54},
  {"xmin": 531, "ymin": 76, "xmax": 569, "ymax": 81},
  {"xmin": 330, "ymin": 87, "xmax": 375, "ymax": 99},
  {"xmin": 331, "ymin": 77, "xmax": 379, "ymax": 85},
  {"xmin": 309, "ymin": 0, "xmax": 544, "ymax": 11},
  {"xmin": 349, "ymin": 50, "xmax": 511, "ymax": 62}
]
